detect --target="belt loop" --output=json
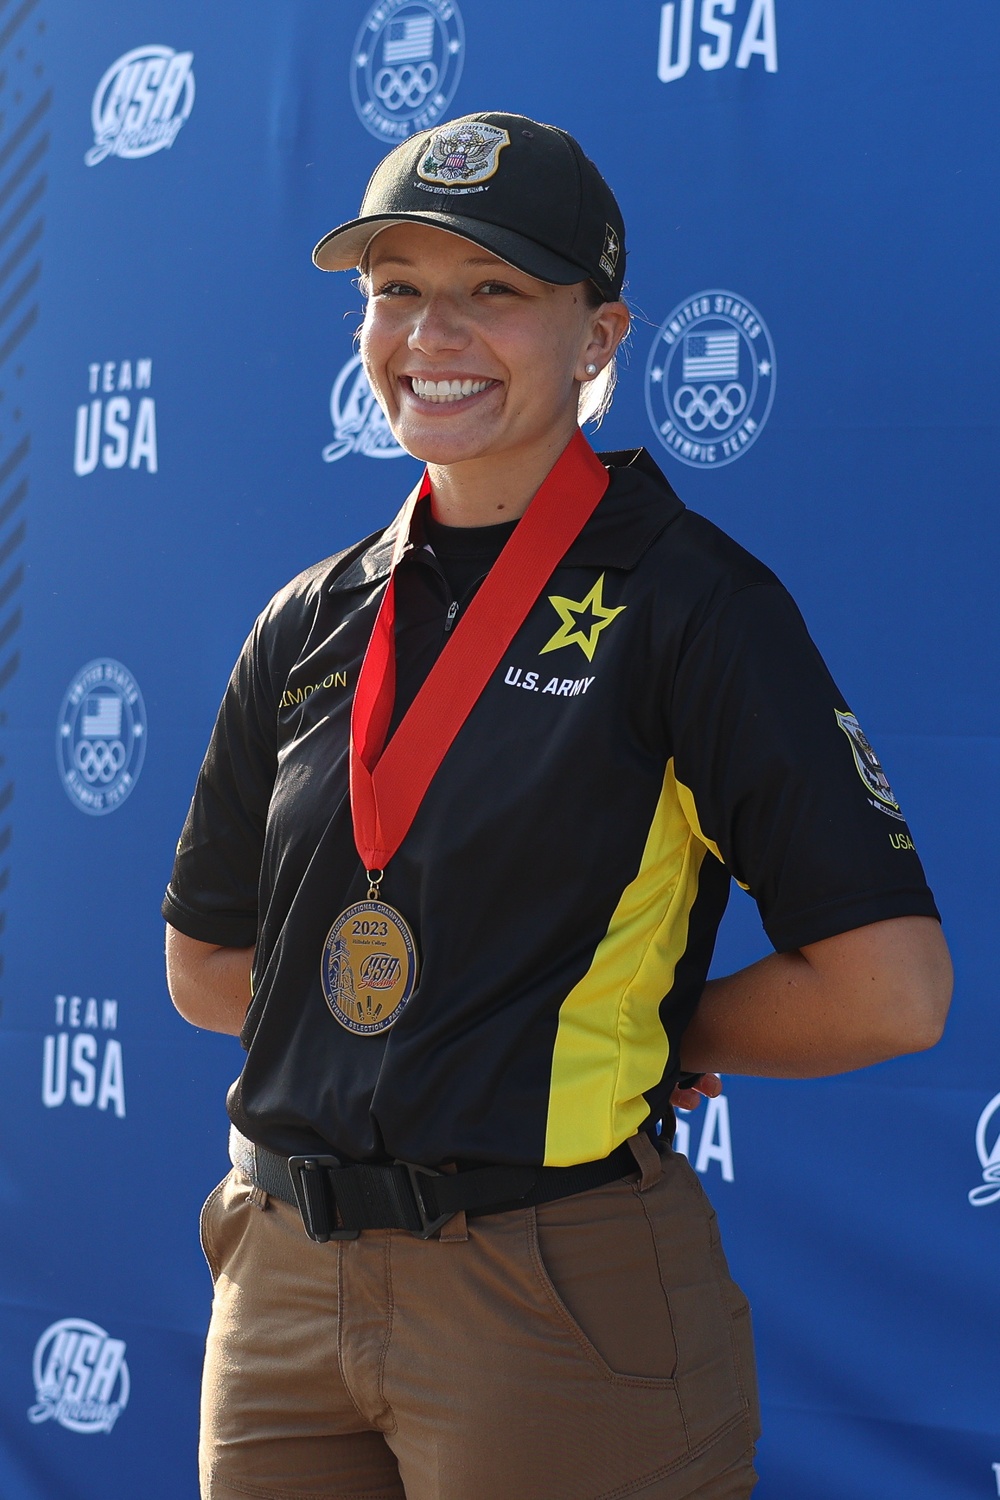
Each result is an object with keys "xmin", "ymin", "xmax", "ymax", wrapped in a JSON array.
[
  {"xmin": 438, "ymin": 1209, "xmax": 468, "ymax": 1242},
  {"xmin": 628, "ymin": 1132, "xmax": 662, "ymax": 1191},
  {"xmin": 435, "ymin": 1164, "xmax": 468, "ymax": 1242}
]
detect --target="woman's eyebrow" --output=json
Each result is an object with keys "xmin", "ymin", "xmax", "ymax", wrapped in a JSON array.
[{"xmin": 369, "ymin": 254, "xmax": 507, "ymax": 270}]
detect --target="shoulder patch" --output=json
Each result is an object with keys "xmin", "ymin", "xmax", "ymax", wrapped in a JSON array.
[{"xmin": 835, "ymin": 710, "xmax": 898, "ymax": 809}]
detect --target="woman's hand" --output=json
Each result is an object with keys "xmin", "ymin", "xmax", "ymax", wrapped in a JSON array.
[{"xmin": 670, "ymin": 1073, "xmax": 723, "ymax": 1111}]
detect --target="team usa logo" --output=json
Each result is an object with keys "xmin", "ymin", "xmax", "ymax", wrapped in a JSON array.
[
  {"xmin": 645, "ymin": 291, "xmax": 776, "ymax": 468},
  {"xmin": 57, "ymin": 659, "xmax": 147, "ymax": 816},
  {"xmin": 416, "ymin": 122, "xmax": 509, "ymax": 191},
  {"xmin": 969, "ymin": 1092, "xmax": 1000, "ymax": 1207},
  {"xmin": 28, "ymin": 1318, "xmax": 130, "ymax": 1434},
  {"xmin": 350, "ymin": 0, "xmax": 465, "ymax": 143},
  {"xmin": 85, "ymin": 46, "xmax": 195, "ymax": 166},
  {"xmin": 323, "ymin": 352, "xmax": 407, "ymax": 463}
]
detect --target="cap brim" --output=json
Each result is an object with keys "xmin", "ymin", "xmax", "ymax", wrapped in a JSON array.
[{"xmin": 312, "ymin": 212, "xmax": 590, "ymax": 287}]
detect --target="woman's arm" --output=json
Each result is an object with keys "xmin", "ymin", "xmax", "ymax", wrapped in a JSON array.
[
  {"xmin": 679, "ymin": 914, "xmax": 952, "ymax": 1077},
  {"xmin": 165, "ymin": 925, "xmax": 254, "ymax": 1037}
]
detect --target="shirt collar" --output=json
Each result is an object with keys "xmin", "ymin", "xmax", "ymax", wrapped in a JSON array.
[{"xmin": 329, "ymin": 446, "xmax": 684, "ymax": 593}]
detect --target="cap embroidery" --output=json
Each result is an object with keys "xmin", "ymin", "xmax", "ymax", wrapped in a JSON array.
[
  {"xmin": 598, "ymin": 223, "xmax": 621, "ymax": 281},
  {"xmin": 416, "ymin": 123, "xmax": 511, "ymax": 187}
]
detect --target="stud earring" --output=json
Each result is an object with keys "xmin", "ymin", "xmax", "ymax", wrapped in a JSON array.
[{"xmin": 585, "ymin": 363, "xmax": 598, "ymax": 376}]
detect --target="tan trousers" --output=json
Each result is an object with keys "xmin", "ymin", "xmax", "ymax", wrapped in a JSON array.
[{"xmin": 199, "ymin": 1144, "xmax": 759, "ymax": 1500}]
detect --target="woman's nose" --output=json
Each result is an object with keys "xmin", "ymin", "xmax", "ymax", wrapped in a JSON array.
[{"xmin": 407, "ymin": 295, "xmax": 467, "ymax": 354}]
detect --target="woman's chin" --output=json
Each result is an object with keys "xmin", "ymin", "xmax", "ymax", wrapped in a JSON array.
[{"xmin": 389, "ymin": 423, "xmax": 501, "ymax": 468}]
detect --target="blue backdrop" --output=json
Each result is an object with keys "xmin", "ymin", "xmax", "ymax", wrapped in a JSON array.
[{"xmin": 1, "ymin": 3, "xmax": 997, "ymax": 1496}]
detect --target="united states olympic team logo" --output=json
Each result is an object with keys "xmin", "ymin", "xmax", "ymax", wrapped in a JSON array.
[
  {"xmin": 645, "ymin": 290, "xmax": 776, "ymax": 468},
  {"xmin": 323, "ymin": 353, "xmax": 407, "ymax": 462},
  {"xmin": 969, "ymin": 1092, "xmax": 1000, "ymax": 1207},
  {"xmin": 85, "ymin": 45, "xmax": 195, "ymax": 166},
  {"xmin": 350, "ymin": 0, "xmax": 465, "ymax": 143},
  {"xmin": 28, "ymin": 1318, "xmax": 130, "ymax": 1434},
  {"xmin": 57, "ymin": 659, "xmax": 146, "ymax": 816}
]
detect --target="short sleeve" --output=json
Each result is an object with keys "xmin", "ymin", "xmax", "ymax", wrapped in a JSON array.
[
  {"xmin": 161, "ymin": 615, "xmax": 279, "ymax": 948},
  {"xmin": 670, "ymin": 582, "xmax": 940, "ymax": 952}
]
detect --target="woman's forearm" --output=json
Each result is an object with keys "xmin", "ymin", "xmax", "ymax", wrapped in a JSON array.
[
  {"xmin": 680, "ymin": 915, "xmax": 952, "ymax": 1078},
  {"xmin": 165, "ymin": 925, "xmax": 254, "ymax": 1037}
]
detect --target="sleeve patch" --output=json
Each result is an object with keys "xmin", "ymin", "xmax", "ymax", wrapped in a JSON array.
[{"xmin": 835, "ymin": 709, "xmax": 906, "ymax": 822}]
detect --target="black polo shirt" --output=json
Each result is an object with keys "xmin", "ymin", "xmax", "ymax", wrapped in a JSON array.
[{"xmin": 163, "ymin": 447, "xmax": 938, "ymax": 1168}]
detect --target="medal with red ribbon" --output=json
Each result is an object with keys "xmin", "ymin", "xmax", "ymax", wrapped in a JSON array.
[{"xmin": 320, "ymin": 429, "xmax": 611, "ymax": 1034}]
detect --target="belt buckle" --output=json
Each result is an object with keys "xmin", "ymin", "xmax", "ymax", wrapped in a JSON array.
[
  {"xmin": 287, "ymin": 1155, "xmax": 360, "ymax": 1243},
  {"xmin": 396, "ymin": 1161, "xmax": 452, "ymax": 1239}
]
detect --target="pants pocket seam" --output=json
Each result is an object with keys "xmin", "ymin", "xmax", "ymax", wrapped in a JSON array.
[
  {"xmin": 199, "ymin": 1172, "xmax": 232, "ymax": 1283},
  {"xmin": 589, "ymin": 1412, "xmax": 753, "ymax": 1500},
  {"xmin": 526, "ymin": 1207, "xmax": 679, "ymax": 1391}
]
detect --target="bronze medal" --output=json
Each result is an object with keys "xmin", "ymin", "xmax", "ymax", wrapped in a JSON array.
[{"xmin": 321, "ymin": 896, "xmax": 419, "ymax": 1035}]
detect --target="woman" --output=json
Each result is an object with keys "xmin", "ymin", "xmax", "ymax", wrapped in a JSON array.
[{"xmin": 164, "ymin": 112, "xmax": 951, "ymax": 1500}]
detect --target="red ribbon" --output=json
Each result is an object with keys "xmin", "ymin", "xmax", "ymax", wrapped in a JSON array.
[{"xmin": 349, "ymin": 428, "xmax": 610, "ymax": 873}]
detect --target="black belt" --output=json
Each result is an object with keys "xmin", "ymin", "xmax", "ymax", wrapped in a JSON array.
[{"xmin": 229, "ymin": 1125, "xmax": 650, "ymax": 1242}]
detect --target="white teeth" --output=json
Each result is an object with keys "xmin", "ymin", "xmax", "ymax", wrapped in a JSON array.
[{"xmin": 410, "ymin": 377, "xmax": 492, "ymax": 403}]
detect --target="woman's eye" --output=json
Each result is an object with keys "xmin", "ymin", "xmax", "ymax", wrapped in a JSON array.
[
  {"xmin": 374, "ymin": 281, "xmax": 418, "ymax": 297},
  {"xmin": 478, "ymin": 281, "xmax": 516, "ymax": 296}
]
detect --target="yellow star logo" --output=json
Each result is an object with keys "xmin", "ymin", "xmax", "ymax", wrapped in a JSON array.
[{"xmin": 539, "ymin": 573, "xmax": 626, "ymax": 662}]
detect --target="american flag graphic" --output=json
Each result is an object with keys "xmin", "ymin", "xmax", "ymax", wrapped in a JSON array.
[
  {"xmin": 383, "ymin": 16, "xmax": 435, "ymax": 63},
  {"xmin": 81, "ymin": 694, "xmax": 122, "ymax": 739},
  {"xmin": 682, "ymin": 331, "xmax": 740, "ymax": 382}
]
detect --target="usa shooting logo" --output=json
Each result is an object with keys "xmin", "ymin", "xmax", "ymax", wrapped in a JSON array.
[
  {"xmin": 350, "ymin": 0, "xmax": 465, "ymax": 143},
  {"xmin": 323, "ymin": 353, "xmax": 407, "ymax": 462},
  {"xmin": 57, "ymin": 659, "xmax": 146, "ymax": 816},
  {"xmin": 85, "ymin": 45, "xmax": 195, "ymax": 166},
  {"xmin": 645, "ymin": 291, "xmax": 776, "ymax": 468},
  {"xmin": 969, "ymin": 1091, "xmax": 1000, "ymax": 1207},
  {"xmin": 28, "ymin": 1318, "xmax": 130, "ymax": 1434}
]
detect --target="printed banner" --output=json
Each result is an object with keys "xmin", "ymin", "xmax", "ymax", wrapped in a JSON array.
[{"xmin": 0, "ymin": 3, "xmax": 995, "ymax": 1498}]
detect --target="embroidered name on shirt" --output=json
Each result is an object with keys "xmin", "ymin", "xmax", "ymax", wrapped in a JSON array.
[{"xmin": 280, "ymin": 671, "xmax": 348, "ymax": 708}]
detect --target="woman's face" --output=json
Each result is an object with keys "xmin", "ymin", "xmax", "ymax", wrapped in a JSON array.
[{"xmin": 359, "ymin": 222, "xmax": 625, "ymax": 470}]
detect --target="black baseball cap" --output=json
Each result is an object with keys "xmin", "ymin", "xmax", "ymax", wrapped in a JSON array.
[{"xmin": 312, "ymin": 111, "xmax": 626, "ymax": 301}]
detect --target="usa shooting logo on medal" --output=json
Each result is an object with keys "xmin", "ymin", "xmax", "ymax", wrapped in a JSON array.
[
  {"xmin": 645, "ymin": 291, "xmax": 776, "ymax": 468},
  {"xmin": 350, "ymin": 0, "xmax": 465, "ymax": 144},
  {"xmin": 57, "ymin": 659, "xmax": 147, "ymax": 816},
  {"xmin": 323, "ymin": 352, "xmax": 407, "ymax": 463},
  {"xmin": 85, "ymin": 46, "xmax": 195, "ymax": 166},
  {"xmin": 321, "ymin": 900, "xmax": 419, "ymax": 1035}
]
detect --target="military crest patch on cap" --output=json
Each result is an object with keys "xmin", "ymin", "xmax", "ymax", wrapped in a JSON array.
[
  {"xmin": 836, "ymin": 710, "xmax": 900, "ymax": 810},
  {"xmin": 599, "ymin": 222, "xmax": 621, "ymax": 281},
  {"xmin": 416, "ymin": 122, "xmax": 510, "ymax": 187}
]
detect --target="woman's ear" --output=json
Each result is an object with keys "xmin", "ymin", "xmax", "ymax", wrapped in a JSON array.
[{"xmin": 577, "ymin": 301, "xmax": 630, "ymax": 381}]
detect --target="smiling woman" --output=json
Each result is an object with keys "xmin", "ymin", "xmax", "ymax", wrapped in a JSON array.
[
  {"xmin": 163, "ymin": 111, "xmax": 950, "ymax": 1500},
  {"xmin": 355, "ymin": 222, "xmax": 628, "ymax": 523}
]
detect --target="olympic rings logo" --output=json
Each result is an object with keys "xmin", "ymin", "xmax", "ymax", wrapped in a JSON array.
[
  {"xmin": 373, "ymin": 62, "xmax": 438, "ymax": 111},
  {"xmin": 74, "ymin": 738, "xmax": 126, "ymax": 784},
  {"xmin": 672, "ymin": 382, "xmax": 748, "ymax": 433}
]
